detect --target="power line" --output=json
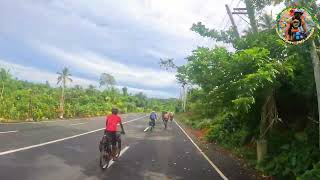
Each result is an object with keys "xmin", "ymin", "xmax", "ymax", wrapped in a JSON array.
[
  {"xmin": 235, "ymin": 0, "xmax": 241, "ymax": 7},
  {"xmin": 219, "ymin": 14, "xmax": 228, "ymax": 27},
  {"xmin": 229, "ymin": 0, "xmax": 236, "ymax": 6},
  {"xmin": 218, "ymin": 0, "xmax": 241, "ymax": 30},
  {"xmin": 218, "ymin": 0, "xmax": 238, "ymax": 30},
  {"xmin": 223, "ymin": 19, "xmax": 231, "ymax": 31}
]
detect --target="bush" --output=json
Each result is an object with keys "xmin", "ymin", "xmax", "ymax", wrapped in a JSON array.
[
  {"xmin": 257, "ymin": 141, "xmax": 320, "ymax": 180},
  {"xmin": 298, "ymin": 162, "xmax": 320, "ymax": 180},
  {"xmin": 194, "ymin": 118, "xmax": 212, "ymax": 129},
  {"xmin": 206, "ymin": 113, "xmax": 249, "ymax": 147}
]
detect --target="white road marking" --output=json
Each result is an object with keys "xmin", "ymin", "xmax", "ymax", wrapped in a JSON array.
[
  {"xmin": 143, "ymin": 126, "xmax": 150, "ymax": 132},
  {"xmin": 0, "ymin": 130, "xmax": 18, "ymax": 134},
  {"xmin": 0, "ymin": 116, "xmax": 147, "ymax": 156},
  {"xmin": 69, "ymin": 122, "xmax": 87, "ymax": 126},
  {"xmin": 107, "ymin": 146, "xmax": 130, "ymax": 169},
  {"xmin": 174, "ymin": 120, "xmax": 228, "ymax": 180}
]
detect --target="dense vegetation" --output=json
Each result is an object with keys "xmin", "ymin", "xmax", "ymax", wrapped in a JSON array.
[
  {"xmin": 172, "ymin": 0, "xmax": 320, "ymax": 179},
  {"xmin": 0, "ymin": 68, "xmax": 177, "ymax": 122}
]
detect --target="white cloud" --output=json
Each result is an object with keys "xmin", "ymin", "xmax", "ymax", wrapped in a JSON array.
[
  {"xmin": 37, "ymin": 44, "xmax": 177, "ymax": 89},
  {"xmin": 0, "ymin": 59, "xmax": 97, "ymax": 87},
  {"xmin": 0, "ymin": 0, "xmax": 248, "ymax": 98},
  {"xmin": 146, "ymin": 49, "xmax": 170, "ymax": 59},
  {"xmin": 0, "ymin": 59, "xmax": 177, "ymax": 98}
]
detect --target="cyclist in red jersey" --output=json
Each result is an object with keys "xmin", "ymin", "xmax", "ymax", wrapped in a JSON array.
[{"xmin": 105, "ymin": 108, "xmax": 125, "ymax": 160}]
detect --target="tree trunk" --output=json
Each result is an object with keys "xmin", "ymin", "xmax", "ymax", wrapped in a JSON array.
[
  {"xmin": 257, "ymin": 90, "xmax": 278, "ymax": 162},
  {"xmin": 257, "ymin": 94, "xmax": 268, "ymax": 163},
  {"xmin": 310, "ymin": 41, "xmax": 320, "ymax": 149},
  {"xmin": 257, "ymin": 139, "xmax": 267, "ymax": 163}
]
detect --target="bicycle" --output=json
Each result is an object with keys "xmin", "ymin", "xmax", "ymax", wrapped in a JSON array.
[
  {"xmin": 99, "ymin": 131, "xmax": 122, "ymax": 170},
  {"xmin": 163, "ymin": 118, "xmax": 168, "ymax": 129},
  {"xmin": 149, "ymin": 119, "xmax": 155, "ymax": 131}
]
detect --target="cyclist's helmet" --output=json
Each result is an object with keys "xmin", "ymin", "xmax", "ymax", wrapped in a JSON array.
[
  {"xmin": 111, "ymin": 107, "xmax": 119, "ymax": 114},
  {"xmin": 293, "ymin": 9, "xmax": 304, "ymax": 15}
]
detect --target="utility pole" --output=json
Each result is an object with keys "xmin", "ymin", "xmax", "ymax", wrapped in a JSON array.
[
  {"xmin": 225, "ymin": 4, "xmax": 240, "ymax": 38},
  {"xmin": 181, "ymin": 85, "xmax": 187, "ymax": 112},
  {"xmin": 28, "ymin": 89, "xmax": 34, "ymax": 121}
]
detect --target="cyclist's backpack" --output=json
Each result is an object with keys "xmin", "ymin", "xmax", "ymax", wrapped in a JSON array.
[{"xmin": 150, "ymin": 112, "xmax": 156, "ymax": 120}]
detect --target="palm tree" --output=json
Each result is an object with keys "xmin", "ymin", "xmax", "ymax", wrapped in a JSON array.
[
  {"xmin": 122, "ymin": 87, "xmax": 128, "ymax": 96},
  {"xmin": 57, "ymin": 67, "xmax": 72, "ymax": 118},
  {"xmin": 258, "ymin": 13, "xmax": 275, "ymax": 31}
]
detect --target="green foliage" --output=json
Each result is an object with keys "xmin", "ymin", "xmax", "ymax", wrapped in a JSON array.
[
  {"xmin": 206, "ymin": 113, "xmax": 249, "ymax": 147},
  {"xmin": 0, "ymin": 69, "xmax": 177, "ymax": 121},
  {"xmin": 191, "ymin": 22, "xmax": 237, "ymax": 44},
  {"xmin": 257, "ymin": 141, "xmax": 319, "ymax": 180},
  {"xmin": 298, "ymin": 162, "xmax": 320, "ymax": 180},
  {"xmin": 177, "ymin": 2, "xmax": 320, "ymax": 179}
]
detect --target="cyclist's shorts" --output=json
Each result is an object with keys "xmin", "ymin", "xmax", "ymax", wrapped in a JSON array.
[
  {"xmin": 105, "ymin": 131, "xmax": 117, "ymax": 146},
  {"xmin": 149, "ymin": 119, "xmax": 155, "ymax": 126}
]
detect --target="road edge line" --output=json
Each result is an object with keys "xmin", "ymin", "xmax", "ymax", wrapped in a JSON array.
[
  {"xmin": 107, "ymin": 146, "xmax": 130, "ymax": 169},
  {"xmin": 174, "ymin": 120, "xmax": 228, "ymax": 180},
  {"xmin": 0, "ymin": 116, "xmax": 146, "ymax": 156}
]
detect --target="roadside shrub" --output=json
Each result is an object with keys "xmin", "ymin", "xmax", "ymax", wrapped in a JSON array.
[
  {"xmin": 298, "ymin": 162, "xmax": 320, "ymax": 180},
  {"xmin": 194, "ymin": 118, "xmax": 212, "ymax": 129},
  {"xmin": 257, "ymin": 141, "xmax": 319, "ymax": 180},
  {"xmin": 206, "ymin": 113, "xmax": 248, "ymax": 147}
]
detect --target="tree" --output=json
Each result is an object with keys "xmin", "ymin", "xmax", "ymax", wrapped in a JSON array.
[
  {"xmin": 122, "ymin": 87, "xmax": 128, "ymax": 96},
  {"xmin": 0, "ymin": 69, "xmax": 177, "ymax": 121},
  {"xmin": 258, "ymin": 13, "xmax": 275, "ymax": 30},
  {"xmin": 159, "ymin": 58, "xmax": 177, "ymax": 71},
  {"xmin": 245, "ymin": 0, "xmax": 258, "ymax": 33},
  {"xmin": 99, "ymin": 73, "xmax": 116, "ymax": 90},
  {"xmin": 191, "ymin": 22, "xmax": 237, "ymax": 45},
  {"xmin": 57, "ymin": 67, "xmax": 72, "ymax": 118}
]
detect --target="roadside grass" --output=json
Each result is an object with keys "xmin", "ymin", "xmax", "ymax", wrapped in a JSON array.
[{"xmin": 175, "ymin": 112, "xmax": 265, "ymax": 177}]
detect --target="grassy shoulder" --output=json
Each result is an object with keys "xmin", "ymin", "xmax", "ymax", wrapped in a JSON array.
[
  {"xmin": 175, "ymin": 112, "xmax": 320, "ymax": 180},
  {"xmin": 175, "ymin": 113, "xmax": 258, "ymax": 167}
]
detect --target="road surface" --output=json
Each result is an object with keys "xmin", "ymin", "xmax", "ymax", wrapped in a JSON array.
[{"xmin": 0, "ymin": 114, "xmax": 227, "ymax": 180}]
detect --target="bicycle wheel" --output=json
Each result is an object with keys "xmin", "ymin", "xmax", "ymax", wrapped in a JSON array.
[
  {"xmin": 115, "ymin": 136, "xmax": 121, "ymax": 158},
  {"xmin": 100, "ymin": 149, "xmax": 110, "ymax": 170},
  {"xmin": 99, "ymin": 140, "xmax": 112, "ymax": 170}
]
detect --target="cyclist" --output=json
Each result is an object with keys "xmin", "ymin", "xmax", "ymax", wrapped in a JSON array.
[
  {"xmin": 149, "ymin": 111, "xmax": 157, "ymax": 130},
  {"xmin": 169, "ymin": 112, "xmax": 174, "ymax": 122},
  {"xmin": 105, "ymin": 108, "xmax": 125, "ymax": 160},
  {"xmin": 285, "ymin": 9, "xmax": 308, "ymax": 42},
  {"xmin": 162, "ymin": 111, "xmax": 169, "ymax": 129}
]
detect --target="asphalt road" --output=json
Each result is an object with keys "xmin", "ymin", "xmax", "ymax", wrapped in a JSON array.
[{"xmin": 0, "ymin": 114, "xmax": 227, "ymax": 180}]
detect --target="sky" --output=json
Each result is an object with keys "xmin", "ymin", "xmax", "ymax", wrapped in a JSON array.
[{"xmin": 0, "ymin": 0, "xmax": 284, "ymax": 98}]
